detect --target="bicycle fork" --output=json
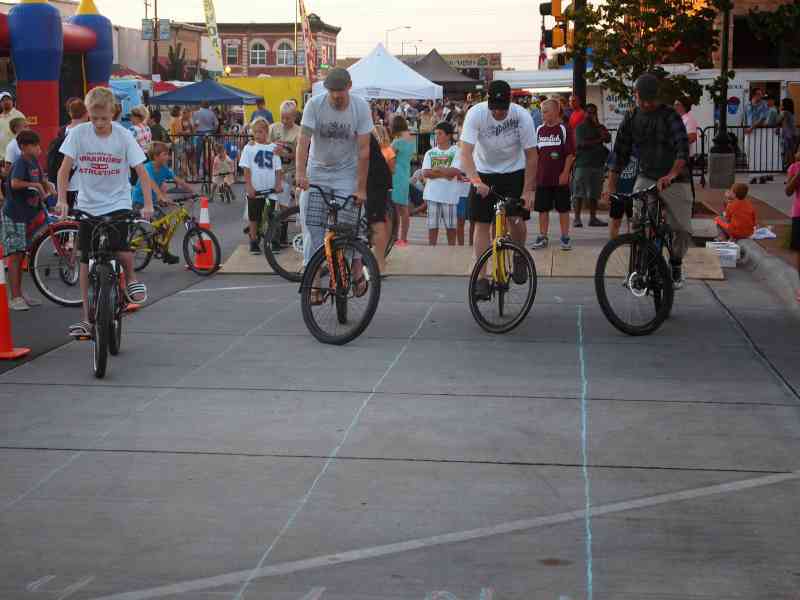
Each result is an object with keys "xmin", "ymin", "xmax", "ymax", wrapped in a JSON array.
[{"xmin": 323, "ymin": 232, "xmax": 349, "ymax": 294}]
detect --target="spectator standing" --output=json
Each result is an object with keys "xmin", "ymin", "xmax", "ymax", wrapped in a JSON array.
[
  {"xmin": 269, "ymin": 100, "xmax": 300, "ymax": 209},
  {"xmin": 785, "ymin": 147, "xmax": 800, "ymax": 302},
  {"xmin": 673, "ymin": 97, "xmax": 699, "ymax": 195},
  {"xmin": 0, "ymin": 92, "xmax": 25, "ymax": 156},
  {"xmin": 530, "ymin": 96, "xmax": 545, "ymax": 130},
  {"xmin": 744, "ymin": 88, "xmax": 769, "ymax": 181},
  {"xmin": 193, "ymin": 100, "xmax": 218, "ymax": 178},
  {"xmin": 418, "ymin": 107, "xmax": 434, "ymax": 156},
  {"xmin": 251, "ymin": 98, "xmax": 274, "ymax": 125},
  {"xmin": 558, "ymin": 96, "xmax": 571, "ymax": 125},
  {"xmin": 179, "ymin": 107, "xmax": 197, "ymax": 180},
  {"xmin": 530, "ymin": 99, "xmax": 576, "ymax": 250},
  {"xmin": 4, "ymin": 117, "xmax": 28, "ymax": 166},
  {"xmin": 568, "ymin": 94, "xmax": 586, "ymax": 130},
  {"xmin": 390, "ymin": 115, "xmax": 415, "ymax": 247},
  {"xmin": 779, "ymin": 98, "xmax": 797, "ymax": 172},
  {"xmin": 62, "ymin": 99, "xmax": 89, "ymax": 210},
  {"xmin": 422, "ymin": 121, "xmax": 462, "ymax": 245},
  {"xmin": 766, "ymin": 96, "xmax": 779, "ymax": 126},
  {"xmin": 149, "ymin": 110, "xmax": 170, "ymax": 143},
  {"xmin": 573, "ymin": 103, "xmax": 609, "ymax": 228},
  {"xmin": 129, "ymin": 105, "xmax": 152, "ymax": 152}
]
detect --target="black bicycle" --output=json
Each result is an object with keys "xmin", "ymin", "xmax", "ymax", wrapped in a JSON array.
[
  {"xmin": 267, "ymin": 190, "xmax": 398, "ymax": 283},
  {"xmin": 299, "ymin": 184, "xmax": 381, "ymax": 345},
  {"xmin": 75, "ymin": 210, "xmax": 139, "ymax": 378},
  {"xmin": 595, "ymin": 184, "xmax": 675, "ymax": 336}
]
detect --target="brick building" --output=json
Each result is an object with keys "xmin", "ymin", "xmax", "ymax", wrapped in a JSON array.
[{"xmin": 195, "ymin": 14, "xmax": 340, "ymax": 79}]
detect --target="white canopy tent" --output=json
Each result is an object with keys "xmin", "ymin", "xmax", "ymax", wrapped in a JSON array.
[{"xmin": 312, "ymin": 43, "xmax": 443, "ymax": 100}]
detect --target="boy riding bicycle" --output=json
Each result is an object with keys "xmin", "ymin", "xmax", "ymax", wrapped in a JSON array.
[{"xmin": 55, "ymin": 87, "xmax": 154, "ymax": 338}]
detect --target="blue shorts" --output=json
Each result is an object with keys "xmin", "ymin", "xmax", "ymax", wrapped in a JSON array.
[{"xmin": 457, "ymin": 196, "xmax": 468, "ymax": 220}]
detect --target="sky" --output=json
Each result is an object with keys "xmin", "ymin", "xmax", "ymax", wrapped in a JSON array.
[{"xmin": 93, "ymin": 0, "xmax": 545, "ymax": 71}]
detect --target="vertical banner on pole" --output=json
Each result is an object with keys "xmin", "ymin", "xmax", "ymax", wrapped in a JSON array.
[
  {"xmin": 202, "ymin": 0, "xmax": 223, "ymax": 63},
  {"xmin": 298, "ymin": 0, "xmax": 317, "ymax": 82}
]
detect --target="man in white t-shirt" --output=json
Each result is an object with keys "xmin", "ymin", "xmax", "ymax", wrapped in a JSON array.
[
  {"xmin": 459, "ymin": 80, "xmax": 538, "ymax": 299},
  {"xmin": 295, "ymin": 68, "xmax": 373, "ymax": 266},
  {"xmin": 56, "ymin": 87, "xmax": 154, "ymax": 339},
  {"xmin": 422, "ymin": 121, "xmax": 463, "ymax": 245}
]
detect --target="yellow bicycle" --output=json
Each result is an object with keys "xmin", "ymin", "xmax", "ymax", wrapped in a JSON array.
[
  {"xmin": 129, "ymin": 193, "xmax": 221, "ymax": 275},
  {"xmin": 467, "ymin": 189, "xmax": 537, "ymax": 333}
]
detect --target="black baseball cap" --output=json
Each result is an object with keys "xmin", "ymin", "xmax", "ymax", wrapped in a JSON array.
[
  {"xmin": 433, "ymin": 120, "xmax": 454, "ymax": 135},
  {"xmin": 324, "ymin": 68, "xmax": 352, "ymax": 91},
  {"xmin": 488, "ymin": 80, "xmax": 511, "ymax": 110}
]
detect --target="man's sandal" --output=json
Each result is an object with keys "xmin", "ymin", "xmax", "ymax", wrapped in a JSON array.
[
  {"xmin": 353, "ymin": 277, "xmax": 369, "ymax": 298},
  {"xmin": 69, "ymin": 321, "xmax": 93, "ymax": 340},
  {"xmin": 125, "ymin": 281, "xmax": 148, "ymax": 304}
]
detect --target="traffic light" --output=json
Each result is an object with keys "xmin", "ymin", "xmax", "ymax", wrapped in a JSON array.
[{"xmin": 539, "ymin": 0, "xmax": 562, "ymax": 18}]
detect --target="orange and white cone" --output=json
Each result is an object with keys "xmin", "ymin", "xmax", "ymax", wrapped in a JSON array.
[
  {"xmin": 194, "ymin": 196, "xmax": 214, "ymax": 271},
  {"xmin": 0, "ymin": 247, "xmax": 31, "ymax": 360}
]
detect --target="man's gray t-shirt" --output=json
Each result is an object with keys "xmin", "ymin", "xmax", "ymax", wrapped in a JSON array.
[
  {"xmin": 193, "ymin": 108, "xmax": 218, "ymax": 133},
  {"xmin": 301, "ymin": 93, "xmax": 373, "ymax": 180}
]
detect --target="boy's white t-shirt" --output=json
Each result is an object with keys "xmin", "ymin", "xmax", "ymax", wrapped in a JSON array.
[
  {"xmin": 460, "ymin": 102, "xmax": 537, "ymax": 174},
  {"xmin": 239, "ymin": 142, "xmax": 282, "ymax": 192},
  {"xmin": 422, "ymin": 145, "xmax": 461, "ymax": 205},
  {"xmin": 5, "ymin": 138, "xmax": 20, "ymax": 164},
  {"xmin": 59, "ymin": 122, "xmax": 147, "ymax": 216}
]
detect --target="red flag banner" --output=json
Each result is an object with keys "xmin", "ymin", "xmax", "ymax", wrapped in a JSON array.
[{"xmin": 298, "ymin": 0, "xmax": 317, "ymax": 82}]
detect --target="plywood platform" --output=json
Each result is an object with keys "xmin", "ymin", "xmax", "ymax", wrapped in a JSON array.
[{"xmin": 221, "ymin": 243, "xmax": 723, "ymax": 280}]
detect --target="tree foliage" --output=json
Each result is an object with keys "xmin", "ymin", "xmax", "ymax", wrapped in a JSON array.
[
  {"xmin": 747, "ymin": 0, "xmax": 800, "ymax": 67},
  {"xmin": 167, "ymin": 43, "xmax": 188, "ymax": 81},
  {"xmin": 569, "ymin": 0, "xmax": 727, "ymax": 106}
]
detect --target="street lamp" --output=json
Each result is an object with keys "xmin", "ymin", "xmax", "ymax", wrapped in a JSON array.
[{"xmin": 385, "ymin": 26, "xmax": 411, "ymax": 53}]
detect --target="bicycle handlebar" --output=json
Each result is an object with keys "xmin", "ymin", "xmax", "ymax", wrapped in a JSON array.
[
  {"xmin": 308, "ymin": 184, "xmax": 357, "ymax": 210},
  {"xmin": 609, "ymin": 184, "xmax": 658, "ymax": 203},
  {"xmin": 72, "ymin": 209, "xmax": 138, "ymax": 225},
  {"xmin": 252, "ymin": 189, "xmax": 277, "ymax": 199}
]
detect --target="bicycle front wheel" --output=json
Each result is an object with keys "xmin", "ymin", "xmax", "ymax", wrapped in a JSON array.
[
  {"xmin": 264, "ymin": 205, "xmax": 304, "ymax": 282},
  {"xmin": 300, "ymin": 238, "xmax": 381, "ymax": 345},
  {"xmin": 108, "ymin": 277, "xmax": 122, "ymax": 356},
  {"xmin": 468, "ymin": 240, "xmax": 537, "ymax": 334},
  {"xmin": 183, "ymin": 227, "xmax": 221, "ymax": 275},
  {"xmin": 30, "ymin": 223, "xmax": 82, "ymax": 307},
  {"xmin": 91, "ymin": 265, "xmax": 112, "ymax": 379},
  {"xmin": 595, "ymin": 234, "xmax": 674, "ymax": 336},
  {"xmin": 129, "ymin": 223, "xmax": 154, "ymax": 272}
]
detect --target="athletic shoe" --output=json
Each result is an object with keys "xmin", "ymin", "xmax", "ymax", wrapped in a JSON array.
[
  {"xmin": 560, "ymin": 236, "xmax": 572, "ymax": 251},
  {"xmin": 163, "ymin": 252, "xmax": 180, "ymax": 265},
  {"xmin": 672, "ymin": 264, "xmax": 685, "ymax": 290},
  {"xmin": 9, "ymin": 297, "xmax": 29, "ymax": 311},
  {"xmin": 589, "ymin": 217, "xmax": 607, "ymax": 227},
  {"xmin": 22, "ymin": 295, "xmax": 42, "ymax": 307},
  {"xmin": 473, "ymin": 278, "xmax": 491, "ymax": 301},
  {"xmin": 512, "ymin": 253, "xmax": 528, "ymax": 285},
  {"xmin": 249, "ymin": 240, "xmax": 260, "ymax": 255},
  {"xmin": 573, "ymin": 218, "xmax": 583, "ymax": 228},
  {"xmin": 530, "ymin": 235, "xmax": 548, "ymax": 250}
]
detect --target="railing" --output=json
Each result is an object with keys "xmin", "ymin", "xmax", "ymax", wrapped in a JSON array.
[{"xmin": 168, "ymin": 133, "xmax": 251, "ymax": 185}]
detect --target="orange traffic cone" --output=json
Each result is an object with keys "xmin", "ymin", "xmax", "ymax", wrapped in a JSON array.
[
  {"xmin": 0, "ymin": 247, "xmax": 31, "ymax": 360},
  {"xmin": 194, "ymin": 196, "xmax": 214, "ymax": 271}
]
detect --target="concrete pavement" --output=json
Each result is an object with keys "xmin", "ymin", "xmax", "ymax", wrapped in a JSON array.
[{"xmin": 2, "ymin": 265, "xmax": 800, "ymax": 599}]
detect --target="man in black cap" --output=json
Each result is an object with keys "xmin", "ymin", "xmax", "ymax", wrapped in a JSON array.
[
  {"xmin": 295, "ymin": 67, "xmax": 373, "ymax": 268},
  {"xmin": 605, "ymin": 72, "xmax": 692, "ymax": 289},
  {"xmin": 459, "ymin": 79, "xmax": 538, "ymax": 299}
]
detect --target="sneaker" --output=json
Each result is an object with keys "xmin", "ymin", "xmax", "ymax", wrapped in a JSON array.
[
  {"xmin": 9, "ymin": 297, "xmax": 29, "ymax": 311},
  {"xmin": 512, "ymin": 253, "xmax": 528, "ymax": 285},
  {"xmin": 270, "ymin": 241, "xmax": 282, "ymax": 253},
  {"xmin": 672, "ymin": 264, "xmax": 684, "ymax": 290},
  {"xmin": 560, "ymin": 236, "xmax": 573, "ymax": 251},
  {"xmin": 249, "ymin": 240, "xmax": 261, "ymax": 255},
  {"xmin": 473, "ymin": 278, "xmax": 491, "ymax": 301},
  {"xmin": 530, "ymin": 235, "xmax": 549, "ymax": 250},
  {"xmin": 589, "ymin": 217, "xmax": 608, "ymax": 227},
  {"xmin": 573, "ymin": 218, "xmax": 583, "ymax": 228},
  {"xmin": 395, "ymin": 240, "xmax": 409, "ymax": 248},
  {"xmin": 22, "ymin": 295, "xmax": 42, "ymax": 307},
  {"xmin": 163, "ymin": 252, "xmax": 180, "ymax": 265}
]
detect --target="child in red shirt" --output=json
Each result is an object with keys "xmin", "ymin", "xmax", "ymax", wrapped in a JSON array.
[{"xmin": 715, "ymin": 182, "xmax": 756, "ymax": 241}]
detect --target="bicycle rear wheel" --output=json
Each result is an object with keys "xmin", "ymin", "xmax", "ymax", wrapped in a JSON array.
[
  {"xmin": 129, "ymin": 223, "xmax": 154, "ymax": 272},
  {"xmin": 91, "ymin": 264, "xmax": 112, "ymax": 379},
  {"xmin": 30, "ymin": 223, "xmax": 82, "ymax": 307},
  {"xmin": 468, "ymin": 240, "xmax": 537, "ymax": 334},
  {"xmin": 595, "ymin": 234, "xmax": 674, "ymax": 336},
  {"xmin": 264, "ymin": 205, "xmax": 304, "ymax": 282},
  {"xmin": 183, "ymin": 227, "xmax": 221, "ymax": 275},
  {"xmin": 300, "ymin": 238, "xmax": 381, "ymax": 345}
]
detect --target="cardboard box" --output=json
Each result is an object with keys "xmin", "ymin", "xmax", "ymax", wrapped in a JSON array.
[{"xmin": 706, "ymin": 241, "xmax": 740, "ymax": 268}]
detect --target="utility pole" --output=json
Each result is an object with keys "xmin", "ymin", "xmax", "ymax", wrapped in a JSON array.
[
  {"xmin": 572, "ymin": 0, "xmax": 587, "ymax": 106},
  {"xmin": 708, "ymin": 3, "xmax": 735, "ymax": 188},
  {"xmin": 152, "ymin": 0, "xmax": 159, "ymax": 78}
]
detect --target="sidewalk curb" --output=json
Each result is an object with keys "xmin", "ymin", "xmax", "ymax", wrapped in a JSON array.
[{"xmin": 737, "ymin": 239, "xmax": 799, "ymax": 313}]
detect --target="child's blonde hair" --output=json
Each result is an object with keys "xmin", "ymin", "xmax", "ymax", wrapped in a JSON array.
[
  {"xmin": 374, "ymin": 125, "xmax": 391, "ymax": 148},
  {"xmin": 250, "ymin": 117, "xmax": 270, "ymax": 135},
  {"xmin": 731, "ymin": 182, "xmax": 748, "ymax": 200},
  {"xmin": 130, "ymin": 105, "xmax": 150, "ymax": 122},
  {"xmin": 85, "ymin": 87, "xmax": 116, "ymax": 111},
  {"xmin": 9, "ymin": 117, "xmax": 27, "ymax": 134},
  {"xmin": 148, "ymin": 141, "xmax": 170, "ymax": 160}
]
